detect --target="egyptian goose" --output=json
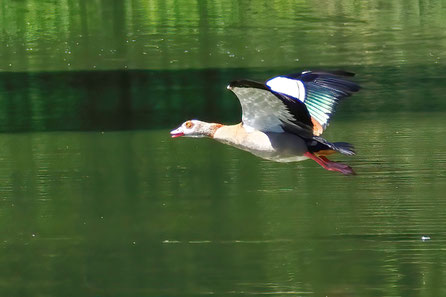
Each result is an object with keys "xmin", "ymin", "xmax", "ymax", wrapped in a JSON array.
[{"xmin": 171, "ymin": 70, "xmax": 360, "ymax": 175}]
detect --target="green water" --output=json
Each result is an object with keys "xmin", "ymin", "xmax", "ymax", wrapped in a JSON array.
[
  {"xmin": 1, "ymin": 0, "xmax": 446, "ymax": 72},
  {"xmin": 2, "ymin": 115, "xmax": 446, "ymax": 296},
  {"xmin": 1, "ymin": 0, "xmax": 446, "ymax": 296}
]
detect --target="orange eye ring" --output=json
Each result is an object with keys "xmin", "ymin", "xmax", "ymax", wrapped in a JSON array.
[{"xmin": 185, "ymin": 121, "xmax": 193, "ymax": 129}]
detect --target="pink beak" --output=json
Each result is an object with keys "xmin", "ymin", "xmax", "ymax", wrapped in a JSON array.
[
  {"xmin": 171, "ymin": 132, "xmax": 184, "ymax": 138},
  {"xmin": 170, "ymin": 127, "xmax": 184, "ymax": 138}
]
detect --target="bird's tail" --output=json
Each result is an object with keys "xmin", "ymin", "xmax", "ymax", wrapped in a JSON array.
[{"xmin": 307, "ymin": 136, "xmax": 355, "ymax": 156}]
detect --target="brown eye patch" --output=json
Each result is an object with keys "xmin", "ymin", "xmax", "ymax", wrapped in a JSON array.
[{"xmin": 185, "ymin": 121, "xmax": 194, "ymax": 129}]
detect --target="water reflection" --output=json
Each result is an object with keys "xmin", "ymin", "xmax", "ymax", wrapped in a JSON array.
[
  {"xmin": 1, "ymin": 0, "xmax": 446, "ymax": 71},
  {"xmin": 1, "ymin": 66, "xmax": 446, "ymax": 133},
  {"xmin": 0, "ymin": 113, "xmax": 446, "ymax": 295}
]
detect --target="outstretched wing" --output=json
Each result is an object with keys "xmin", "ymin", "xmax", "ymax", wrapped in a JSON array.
[
  {"xmin": 227, "ymin": 80, "xmax": 314, "ymax": 138},
  {"xmin": 266, "ymin": 70, "xmax": 360, "ymax": 135}
]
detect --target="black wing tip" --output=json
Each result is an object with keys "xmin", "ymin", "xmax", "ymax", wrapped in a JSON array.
[
  {"xmin": 312, "ymin": 71, "xmax": 360, "ymax": 93},
  {"xmin": 284, "ymin": 70, "xmax": 360, "ymax": 92},
  {"xmin": 228, "ymin": 70, "xmax": 360, "ymax": 95},
  {"xmin": 349, "ymin": 83, "xmax": 361, "ymax": 92}
]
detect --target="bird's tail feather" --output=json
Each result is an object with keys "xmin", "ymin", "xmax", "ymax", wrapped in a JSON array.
[
  {"xmin": 308, "ymin": 136, "xmax": 355, "ymax": 156},
  {"xmin": 331, "ymin": 142, "xmax": 355, "ymax": 156}
]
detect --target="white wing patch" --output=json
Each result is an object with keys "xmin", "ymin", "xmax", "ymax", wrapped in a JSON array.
[
  {"xmin": 231, "ymin": 87, "xmax": 296, "ymax": 133},
  {"xmin": 266, "ymin": 76, "xmax": 306, "ymax": 102}
]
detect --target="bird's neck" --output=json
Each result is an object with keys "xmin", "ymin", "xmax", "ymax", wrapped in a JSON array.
[
  {"xmin": 201, "ymin": 122, "xmax": 224, "ymax": 138},
  {"xmin": 212, "ymin": 123, "xmax": 245, "ymax": 143}
]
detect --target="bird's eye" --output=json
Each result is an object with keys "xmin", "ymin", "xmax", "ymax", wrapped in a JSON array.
[{"xmin": 185, "ymin": 121, "xmax": 194, "ymax": 129}]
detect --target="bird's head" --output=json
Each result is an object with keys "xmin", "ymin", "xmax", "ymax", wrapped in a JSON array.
[{"xmin": 170, "ymin": 120, "xmax": 217, "ymax": 138}]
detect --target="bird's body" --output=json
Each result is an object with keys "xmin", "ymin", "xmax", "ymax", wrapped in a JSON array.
[
  {"xmin": 171, "ymin": 70, "xmax": 360, "ymax": 175},
  {"xmin": 213, "ymin": 123, "xmax": 308, "ymax": 162}
]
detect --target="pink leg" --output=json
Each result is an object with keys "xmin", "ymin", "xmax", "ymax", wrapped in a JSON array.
[{"xmin": 304, "ymin": 152, "xmax": 355, "ymax": 175}]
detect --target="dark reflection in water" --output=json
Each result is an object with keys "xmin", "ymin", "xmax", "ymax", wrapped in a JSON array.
[
  {"xmin": 0, "ymin": 66, "xmax": 446, "ymax": 132},
  {"xmin": 0, "ymin": 113, "xmax": 445, "ymax": 296}
]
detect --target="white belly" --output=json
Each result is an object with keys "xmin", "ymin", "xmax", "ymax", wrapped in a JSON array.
[{"xmin": 214, "ymin": 126, "xmax": 309, "ymax": 163}]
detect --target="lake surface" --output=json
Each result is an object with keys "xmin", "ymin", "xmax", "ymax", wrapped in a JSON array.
[
  {"xmin": 1, "ymin": 114, "xmax": 446, "ymax": 297},
  {"xmin": 1, "ymin": 0, "xmax": 446, "ymax": 297}
]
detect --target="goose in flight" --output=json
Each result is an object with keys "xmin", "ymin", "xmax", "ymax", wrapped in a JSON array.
[{"xmin": 170, "ymin": 70, "xmax": 360, "ymax": 175}]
